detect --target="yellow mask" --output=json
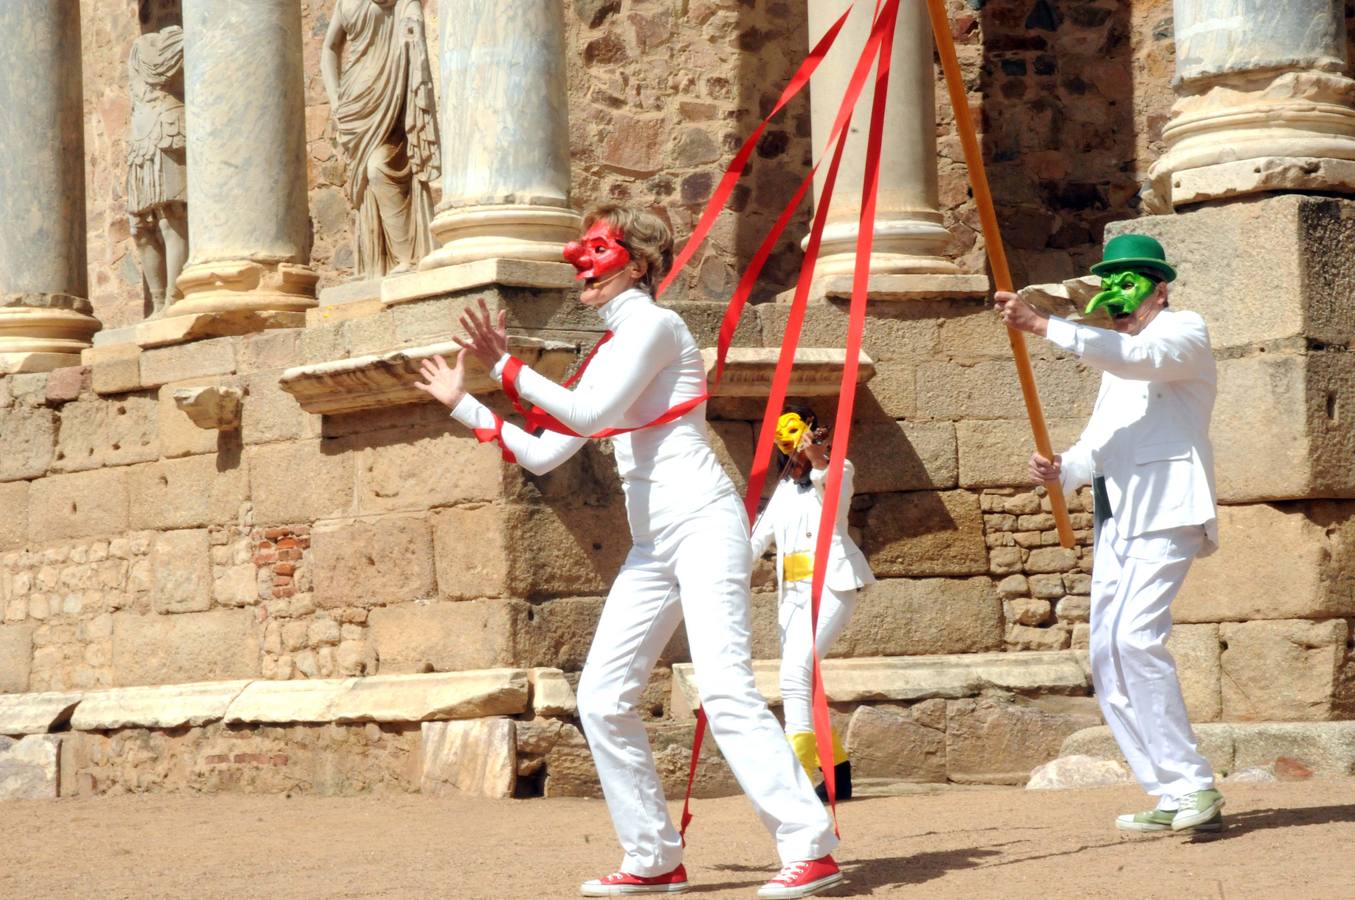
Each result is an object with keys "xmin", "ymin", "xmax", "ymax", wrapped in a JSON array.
[{"xmin": 775, "ymin": 412, "xmax": 810, "ymax": 455}]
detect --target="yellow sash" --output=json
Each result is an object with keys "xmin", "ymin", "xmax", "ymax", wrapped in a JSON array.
[{"xmin": 782, "ymin": 551, "xmax": 814, "ymax": 583}]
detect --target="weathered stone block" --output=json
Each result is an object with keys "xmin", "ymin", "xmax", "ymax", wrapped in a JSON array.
[
  {"xmin": 70, "ymin": 680, "xmax": 252, "ymax": 730},
  {"xmin": 420, "ymin": 717, "xmax": 516, "ymax": 798},
  {"xmin": 0, "ymin": 623, "xmax": 34, "ymax": 693},
  {"xmin": 850, "ymin": 419, "xmax": 958, "ymax": 494},
  {"xmin": 0, "ymin": 406, "xmax": 55, "ymax": 481},
  {"xmin": 863, "ymin": 490, "xmax": 988, "ymax": 577},
  {"xmin": 1214, "ymin": 350, "xmax": 1355, "ymax": 502},
  {"xmin": 513, "ymin": 596, "xmax": 606, "ymax": 671},
  {"xmin": 1026, "ymin": 754, "xmax": 1132, "ymax": 790},
  {"xmin": 916, "ymin": 358, "xmax": 1100, "ymax": 421},
  {"xmin": 331, "ymin": 670, "xmax": 530, "ymax": 723},
  {"xmin": 946, "ymin": 696, "xmax": 1102, "ymax": 785},
  {"xmin": 52, "ymin": 396, "xmax": 158, "ymax": 472},
  {"xmin": 157, "ymin": 379, "xmax": 222, "ymax": 458},
  {"xmin": 845, "ymin": 704, "xmax": 946, "ymax": 782},
  {"xmin": 529, "ymin": 668, "xmax": 577, "ymax": 717},
  {"xmin": 89, "ymin": 344, "xmax": 142, "ymax": 395},
  {"xmin": 432, "ymin": 505, "xmax": 509, "ymax": 600},
  {"xmin": 29, "ymin": 468, "xmax": 130, "ymax": 541},
  {"xmin": 367, "ymin": 600, "xmax": 525, "ymax": 672},
  {"xmin": 1220, "ymin": 619, "xmax": 1352, "ymax": 721},
  {"xmin": 151, "ymin": 529, "xmax": 212, "ymax": 614},
  {"xmin": 955, "ymin": 418, "xmax": 1087, "ymax": 488},
  {"xmin": 128, "ymin": 456, "xmax": 249, "ymax": 530},
  {"xmin": 42, "ymin": 366, "xmax": 86, "ymax": 404},
  {"xmin": 0, "ymin": 734, "xmax": 60, "ymax": 799},
  {"xmin": 1169, "ymin": 623, "xmax": 1222, "ymax": 723},
  {"xmin": 834, "ymin": 577, "xmax": 1003, "ymax": 657},
  {"xmin": 312, "ymin": 517, "xmax": 436, "ymax": 608},
  {"xmin": 111, "ymin": 609, "xmax": 260, "ymax": 686},
  {"xmin": 0, "ymin": 481, "xmax": 27, "ymax": 551},
  {"xmin": 357, "ymin": 432, "xmax": 504, "ymax": 514},
  {"xmin": 1178, "ymin": 502, "xmax": 1355, "ymax": 622},
  {"xmin": 139, "ymin": 336, "xmax": 237, "ymax": 388},
  {"xmin": 241, "ymin": 369, "xmax": 314, "ymax": 446},
  {"xmin": 0, "ymin": 691, "xmax": 81, "ymax": 735},
  {"xmin": 708, "ymin": 420, "xmax": 753, "ymax": 496},
  {"xmin": 247, "ymin": 439, "xmax": 355, "ymax": 525},
  {"xmin": 1105, "ymin": 196, "xmax": 1355, "ymax": 351}
]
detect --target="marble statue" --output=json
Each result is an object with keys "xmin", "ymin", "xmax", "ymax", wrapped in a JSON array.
[
  {"xmin": 127, "ymin": 25, "xmax": 188, "ymax": 319},
  {"xmin": 322, "ymin": 0, "xmax": 441, "ymax": 278}
]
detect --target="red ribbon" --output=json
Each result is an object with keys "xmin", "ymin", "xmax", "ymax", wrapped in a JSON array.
[{"xmin": 470, "ymin": 413, "xmax": 517, "ymax": 464}]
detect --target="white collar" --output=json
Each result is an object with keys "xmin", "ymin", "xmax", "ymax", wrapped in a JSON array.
[{"xmin": 597, "ymin": 287, "xmax": 651, "ymax": 330}]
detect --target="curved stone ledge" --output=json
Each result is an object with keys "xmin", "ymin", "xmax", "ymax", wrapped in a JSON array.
[
  {"xmin": 278, "ymin": 336, "xmax": 575, "ymax": 415},
  {"xmin": 0, "ymin": 691, "xmax": 83, "ymax": 736},
  {"xmin": 670, "ymin": 650, "xmax": 1092, "ymax": 720},
  {"xmin": 702, "ymin": 347, "xmax": 876, "ymax": 398}
]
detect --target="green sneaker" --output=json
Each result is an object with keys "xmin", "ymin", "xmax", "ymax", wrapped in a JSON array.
[
  {"xmin": 1115, "ymin": 809, "xmax": 1175, "ymax": 833},
  {"xmin": 1172, "ymin": 789, "xmax": 1225, "ymax": 831}
]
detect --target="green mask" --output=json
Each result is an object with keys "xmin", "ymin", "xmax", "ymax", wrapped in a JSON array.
[{"xmin": 1085, "ymin": 270, "xmax": 1157, "ymax": 318}]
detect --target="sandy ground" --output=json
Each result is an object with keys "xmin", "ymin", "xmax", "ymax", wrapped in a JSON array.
[{"xmin": 2, "ymin": 779, "xmax": 1353, "ymax": 899}]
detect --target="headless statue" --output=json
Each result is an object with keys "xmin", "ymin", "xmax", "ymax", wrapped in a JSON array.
[
  {"xmin": 322, "ymin": 0, "xmax": 442, "ymax": 279},
  {"xmin": 127, "ymin": 25, "xmax": 188, "ymax": 319}
]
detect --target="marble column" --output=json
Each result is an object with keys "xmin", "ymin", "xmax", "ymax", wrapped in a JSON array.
[
  {"xmin": 173, "ymin": 0, "xmax": 317, "ymax": 317},
  {"xmin": 0, "ymin": 0, "xmax": 100, "ymax": 373},
  {"xmin": 803, "ymin": 0, "xmax": 965, "ymax": 281},
  {"xmin": 419, "ymin": 0, "xmax": 581, "ymax": 270},
  {"xmin": 1147, "ymin": 0, "xmax": 1355, "ymax": 211}
]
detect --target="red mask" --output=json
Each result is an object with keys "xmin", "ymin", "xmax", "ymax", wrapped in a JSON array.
[{"xmin": 563, "ymin": 221, "xmax": 631, "ymax": 282}]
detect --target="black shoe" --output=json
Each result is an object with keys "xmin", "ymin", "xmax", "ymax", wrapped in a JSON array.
[{"xmin": 814, "ymin": 761, "xmax": 852, "ymax": 803}]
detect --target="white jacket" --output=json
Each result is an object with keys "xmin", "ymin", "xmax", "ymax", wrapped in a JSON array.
[
  {"xmin": 1048, "ymin": 308, "xmax": 1219, "ymax": 555},
  {"xmin": 751, "ymin": 458, "xmax": 876, "ymax": 599}
]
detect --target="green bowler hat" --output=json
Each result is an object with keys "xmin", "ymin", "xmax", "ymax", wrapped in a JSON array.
[{"xmin": 1090, "ymin": 233, "xmax": 1177, "ymax": 283}]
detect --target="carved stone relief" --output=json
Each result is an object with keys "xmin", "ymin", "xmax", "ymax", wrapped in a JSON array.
[
  {"xmin": 127, "ymin": 24, "xmax": 188, "ymax": 319},
  {"xmin": 321, "ymin": 0, "xmax": 442, "ymax": 279}
]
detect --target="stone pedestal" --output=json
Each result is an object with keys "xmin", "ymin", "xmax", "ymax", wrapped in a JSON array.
[
  {"xmin": 803, "ymin": 0, "xmax": 975, "ymax": 287},
  {"xmin": 417, "ymin": 1, "xmax": 581, "ymax": 280},
  {"xmin": 173, "ymin": 0, "xmax": 317, "ymax": 319},
  {"xmin": 0, "ymin": 2, "xmax": 99, "ymax": 372},
  {"xmin": 1148, "ymin": 0, "xmax": 1355, "ymax": 210}
]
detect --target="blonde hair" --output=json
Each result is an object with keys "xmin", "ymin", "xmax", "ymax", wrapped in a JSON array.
[{"xmin": 582, "ymin": 205, "xmax": 674, "ymax": 294}]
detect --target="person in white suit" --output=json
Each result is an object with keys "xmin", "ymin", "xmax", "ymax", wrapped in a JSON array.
[
  {"xmin": 751, "ymin": 405, "xmax": 875, "ymax": 802},
  {"xmin": 994, "ymin": 233, "xmax": 1224, "ymax": 834}
]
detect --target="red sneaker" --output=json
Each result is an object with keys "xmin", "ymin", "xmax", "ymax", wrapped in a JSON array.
[
  {"xmin": 756, "ymin": 855, "xmax": 844, "ymax": 899},
  {"xmin": 579, "ymin": 864, "xmax": 690, "ymax": 896}
]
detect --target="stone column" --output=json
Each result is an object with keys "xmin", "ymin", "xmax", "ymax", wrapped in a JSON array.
[
  {"xmin": 173, "ymin": 0, "xmax": 317, "ymax": 319},
  {"xmin": 419, "ymin": 0, "xmax": 581, "ymax": 271},
  {"xmin": 803, "ymin": 0, "xmax": 973, "ymax": 286},
  {"xmin": 1147, "ymin": 0, "xmax": 1355, "ymax": 211},
  {"xmin": 0, "ymin": 1, "xmax": 100, "ymax": 374}
]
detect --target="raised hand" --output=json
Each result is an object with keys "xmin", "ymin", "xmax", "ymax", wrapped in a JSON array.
[
  {"xmin": 413, "ymin": 350, "xmax": 468, "ymax": 409},
  {"xmin": 454, "ymin": 297, "xmax": 510, "ymax": 370}
]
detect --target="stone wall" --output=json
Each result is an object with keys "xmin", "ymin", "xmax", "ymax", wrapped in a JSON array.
[{"xmin": 80, "ymin": 1, "xmax": 1187, "ymax": 327}]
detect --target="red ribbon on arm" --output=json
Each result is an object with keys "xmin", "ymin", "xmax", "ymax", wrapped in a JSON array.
[{"xmin": 470, "ymin": 413, "xmax": 517, "ymax": 464}]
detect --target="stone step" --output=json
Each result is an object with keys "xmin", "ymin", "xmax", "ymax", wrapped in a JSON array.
[
  {"xmin": 1060, "ymin": 721, "xmax": 1355, "ymax": 777},
  {"xmin": 2, "ymin": 669, "xmax": 537, "ymax": 735},
  {"xmin": 669, "ymin": 650, "xmax": 1092, "ymax": 720}
]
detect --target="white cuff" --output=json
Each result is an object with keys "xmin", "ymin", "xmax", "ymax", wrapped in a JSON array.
[
  {"xmin": 449, "ymin": 393, "xmax": 484, "ymax": 428},
  {"xmin": 492, "ymin": 353, "xmax": 511, "ymax": 382}
]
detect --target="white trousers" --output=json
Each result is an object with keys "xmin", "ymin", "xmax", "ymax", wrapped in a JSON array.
[
  {"xmin": 1090, "ymin": 524, "xmax": 1214, "ymax": 804},
  {"xmin": 778, "ymin": 583, "xmax": 856, "ymax": 735},
  {"xmin": 577, "ymin": 492, "xmax": 837, "ymax": 877}
]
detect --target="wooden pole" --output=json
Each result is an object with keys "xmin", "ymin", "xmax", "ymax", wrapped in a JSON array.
[{"xmin": 923, "ymin": 0, "xmax": 1075, "ymax": 549}]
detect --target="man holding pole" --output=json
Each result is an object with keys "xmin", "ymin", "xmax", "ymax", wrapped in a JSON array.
[{"xmin": 994, "ymin": 234, "xmax": 1225, "ymax": 834}]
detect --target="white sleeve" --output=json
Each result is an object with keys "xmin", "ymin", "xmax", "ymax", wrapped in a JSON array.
[
  {"xmin": 449, "ymin": 394, "xmax": 587, "ymax": 476},
  {"xmin": 508, "ymin": 318, "xmax": 682, "ymax": 435},
  {"xmin": 1045, "ymin": 314, "xmax": 1211, "ymax": 383},
  {"xmin": 1057, "ymin": 377, "xmax": 1111, "ymax": 493},
  {"xmin": 809, "ymin": 457, "xmax": 855, "ymax": 512}
]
